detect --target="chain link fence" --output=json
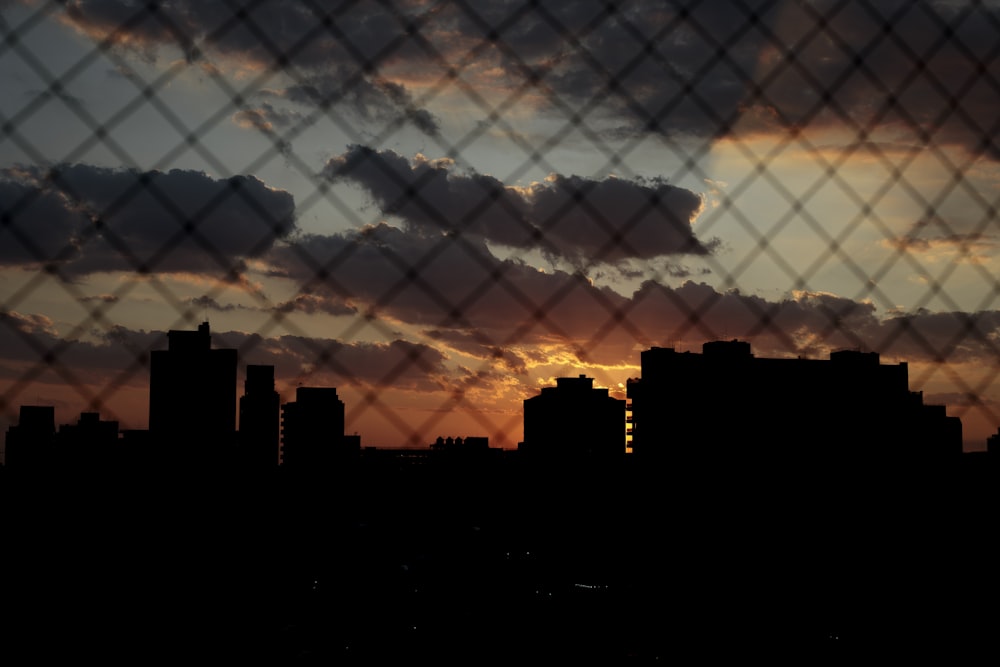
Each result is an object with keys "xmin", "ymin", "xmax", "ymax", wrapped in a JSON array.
[{"xmin": 3, "ymin": 0, "xmax": 1000, "ymax": 454}]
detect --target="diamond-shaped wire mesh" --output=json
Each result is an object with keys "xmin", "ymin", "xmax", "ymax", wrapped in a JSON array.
[{"xmin": 2, "ymin": 0, "xmax": 1000, "ymax": 455}]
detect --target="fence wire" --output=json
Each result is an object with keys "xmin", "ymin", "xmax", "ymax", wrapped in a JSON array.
[{"xmin": 2, "ymin": 0, "xmax": 1000, "ymax": 453}]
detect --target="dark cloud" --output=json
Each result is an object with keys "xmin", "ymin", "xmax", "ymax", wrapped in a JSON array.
[
  {"xmin": 0, "ymin": 176, "xmax": 83, "ymax": 266},
  {"xmin": 218, "ymin": 332, "xmax": 450, "ymax": 392},
  {"xmin": 884, "ymin": 217, "xmax": 996, "ymax": 259},
  {"xmin": 423, "ymin": 328, "xmax": 528, "ymax": 375},
  {"xmin": 627, "ymin": 281, "xmax": 883, "ymax": 359},
  {"xmin": 267, "ymin": 222, "xmax": 637, "ymax": 355},
  {"xmin": 275, "ymin": 73, "xmax": 441, "ymax": 135},
  {"xmin": 626, "ymin": 282, "xmax": 1000, "ymax": 365},
  {"xmin": 269, "ymin": 218, "xmax": 1000, "ymax": 367},
  {"xmin": 731, "ymin": 1, "xmax": 1000, "ymax": 156},
  {"xmin": 188, "ymin": 295, "xmax": 239, "ymax": 313},
  {"xmin": 231, "ymin": 103, "xmax": 302, "ymax": 131},
  {"xmin": 59, "ymin": 0, "xmax": 442, "ymax": 135},
  {"xmin": 183, "ymin": 293, "xmax": 359, "ymax": 318},
  {"xmin": 274, "ymin": 294, "xmax": 357, "ymax": 318},
  {"xmin": 80, "ymin": 294, "xmax": 120, "ymax": 304},
  {"xmin": 0, "ymin": 164, "xmax": 295, "ymax": 278},
  {"xmin": 526, "ymin": 173, "xmax": 716, "ymax": 263},
  {"xmin": 325, "ymin": 146, "xmax": 715, "ymax": 264},
  {"xmin": 0, "ymin": 313, "xmax": 450, "ymax": 395},
  {"xmin": 0, "ymin": 312, "xmax": 162, "ymax": 386},
  {"xmin": 874, "ymin": 310, "xmax": 1000, "ymax": 364},
  {"xmin": 470, "ymin": 0, "xmax": 1000, "ymax": 157},
  {"xmin": 54, "ymin": 1, "xmax": 1000, "ymax": 156},
  {"xmin": 473, "ymin": 0, "xmax": 772, "ymax": 139},
  {"xmin": 324, "ymin": 146, "xmax": 534, "ymax": 247}
]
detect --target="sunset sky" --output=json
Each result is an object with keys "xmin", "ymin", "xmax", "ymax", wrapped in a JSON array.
[{"xmin": 3, "ymin": 0, "xmax": 1000, "ymax": 452}]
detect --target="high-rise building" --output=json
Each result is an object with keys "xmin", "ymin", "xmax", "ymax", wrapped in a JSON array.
[
  {"xmin": 280, "ymin": 386, "xmax": 352, "ymax": 469},
  {"xmin": 148, "ymin": 322, "xmax": 237, "ymax": 455},
  {"xmin": 239, "ymin": 364, "xmax": 280, "ymax": 467},
  {"xmin": 520, "ymin": 374, "xmax": 626, "ymax": 466}
]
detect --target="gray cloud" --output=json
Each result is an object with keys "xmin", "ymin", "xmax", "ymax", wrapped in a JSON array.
[
  {"xmin": 465, "ymin": 0, "xmax": 1000, "ymax": 157},
  {"xmin": 231, "ymin": 104, "xmax": 300, "ymax": 132},
  {"xmin": 269, "ymin": 222, "xmax": 1000, "ymax": 367},
  {"xmin": 712, "ymin": 1, "xmax": 1000, "ymax": 158},
  {"xmin": 0, "ymin": 312, "xmax": 162, "ymax": 387},
  {"xmin": 423, "ymin": 328, "xmax": 528, "ymax": 375},
  {"xmin": 80, "ymin": 294, "xmax": 120, "ymax": 304},
  {"xmin": 226, "ymin": 332, "xmax": 451, "ymax": 392},
  {"xmin": 52, "ymin": 1, "xmax": 1000, "ymax": 157},
  {"xmin": 0, "ymin": 164, "xmax": 295, "ymax": 278},
  {"xmin": 873, "ymin": 309, "xmax": 1000, "ymax": 364},
  {"xmin": 324, "ymin": 146, "xmax": 715, "ymax": 265},
  {"xmin": 325, "ymin": 146, "xmax": 533, "ymax": 247},
  {"xmin": 526, "ymin": 173, "xmax": 716, "ymax": 263},
  {"xmin": 474, "ymin": 1, "xmax": 771, "ymax": 138},
  {"xmin": 0, "ymin": 176, "xmax": 83, "ymax": 266},
  {"xmin": 59, "ymin": 0, "xmax": 441, "ymax": 135},
  {"xmin": 267, "ymin": 222, "xmax": 636, "ymax": 355},
  {"xmin": 884, "ymin": 216, "xmax": 997, "ymax": 260},
  {"xmin": 188, "ymin": 295, "xmax": 240, "ymax": 313},
  {"xmin": 274, "ymin": 294, "xmax": 357, "ymax": 318},
  {"xmin": 0, "ymin": 312, "xmax": 451, "ymax": 395},
  {"xmin": 272, "ymin": 71, "xmax": 440, "ymax": 135}
]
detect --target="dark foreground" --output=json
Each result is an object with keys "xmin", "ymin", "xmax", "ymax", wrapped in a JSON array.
[{"xmin": 4, "ymin": 455, "xmax": 1000, "ymax": 662}]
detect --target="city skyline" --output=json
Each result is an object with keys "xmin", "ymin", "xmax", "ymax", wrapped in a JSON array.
[
  {"xmin": 2, "ymin": 322, "xmax": 994, "ymax": 656},
  {"xmin": 4, "ymin": 1, "xmax": 1000, "ymax": 451},
  {"xmin": 2, "ymin": 320, "xmax": 968, "ymax": 466}
]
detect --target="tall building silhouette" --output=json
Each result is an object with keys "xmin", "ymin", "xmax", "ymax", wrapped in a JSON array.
[
  {"xmin": 280, "ymin": 386, "xmax": 353, "ymax": 469},
  {"xmin": 628, "ymin": 340, "xmax": 963, "ymax": 467},
  {"xmin": 148, "ymin": 322, "xmax": 237, "ymax": 456},
  {"xmin": 520, "ymin": 374, "xmax": 626, "ymax": 466},
  {"xmin": 239, "ymin": 364, "xmax": 280, "ymax": 467}
]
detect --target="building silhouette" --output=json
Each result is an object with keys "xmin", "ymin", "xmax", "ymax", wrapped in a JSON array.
[
  {"xmin": 280, "ymin": 386, "xmax": 355, "ymax": 469},
  {"xmin": 148, "ymin": 321, "xmax": 237, "ymax": 459},
  {"xmin": 4, "ymin": 405, "xmax": 55, "ymax": 468},
  {"xmin": 987, "ymin": 427, "xmax": 1000, "ymax": 455},
  {"xmin": 54, "ymin": 411, "xmax": 120, "ymax": 470},
  {"xmin": 239, "ymin": 364, "xmax": 280, "ymax": 467},
  {"xmin": 520, "ymin": 374, "xmax": 626, "ymax": 466},
  {"xmin": 627, "ymin": 339, "xmax": 963, "ymax": 468},
  {"xmin": 3, "ymin": 329, "xmax": 997, "ymax": 654}
]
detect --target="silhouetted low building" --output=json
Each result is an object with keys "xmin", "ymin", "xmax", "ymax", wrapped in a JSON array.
[
  {"xmin": 628, "ymin": 340, "xmax": 963, "ymax": 469},
  {"xmin": 4, "ymin": 405, "xmax": 55, "ymax": 468},
  {"xmin": 280, "ymin": 386, "xmax": 355, "ymax": 469},
  {"xmin": 431, "ymin": 435, "xmax": 489, "ymax": 451},
  {"xmin": 988, "ymin": 427, "xmax": 1000, "ymax": 455},
  {"xmin": 54, "ymin": 411, "xmax": 120, "ymax": 469},
  {"xmin": 520, "ymin": 375, "xmax": 626, "ymax": 467},
  {"xmin": 429, "ymin": 435, "xmax": 499, "ymax": 470}
]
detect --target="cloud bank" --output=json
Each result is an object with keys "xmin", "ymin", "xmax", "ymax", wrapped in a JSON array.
[
  {"xmin": 47, "ymin": 1, "xmax": 1000, "ymax": 158},
  {"xmin": 266, "ymin": 221, "xmax": 1000, "ymax": 367},
  {"xmin": 325, "ymin": 146, "xmax": 716, "ymax": 265},
  {"xmin": 0, "ymin": 164, "xmax": 295, "ymax": 278}
]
